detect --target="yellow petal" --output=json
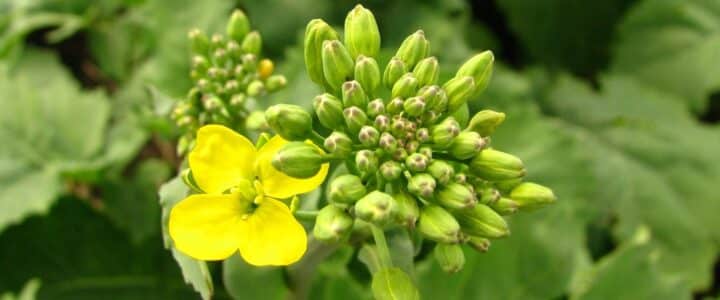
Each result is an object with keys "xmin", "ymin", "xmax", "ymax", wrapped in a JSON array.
[
  {"xmin": 169, "ymin": 193, "xmax": 249, "ymax": 261},
  {"xmin": 256, "ymin": 135, "xmax": 329, "ymax": 199},
  {"xmin": 238, "ymin": 198, "xmax": 307, "ymax": 266},
  {"xmin": 189, "ymin": 125, "xmax": 257, "ymax": 194}
]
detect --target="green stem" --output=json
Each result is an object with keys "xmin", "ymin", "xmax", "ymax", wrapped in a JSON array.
[
  {"xmin": 370, "ymin": 224, "xmax": 393, "ymax": 269},
  {"xmin": 293, "ymin": 210, "xmax": 319, "ymax": 221},
  {"xmin": 310, "ymin": 130, "xmax": 325, "ymax": 146}
]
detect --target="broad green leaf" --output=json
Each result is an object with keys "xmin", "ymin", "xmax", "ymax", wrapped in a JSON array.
[
  {"xmin": 371, "ymin": 268, "xmax": 419, "ymax": 300},
  {"xmin": 223, "ymin": 255, "xmax": 287, "ymax": 300},
  {"xmin": 611, "ymin": 0, "xmax": 720, "ymax": 111}
]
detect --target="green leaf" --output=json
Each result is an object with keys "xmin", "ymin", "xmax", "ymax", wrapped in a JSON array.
[
  {"xmin": 611, "ymin": 0, "xmax": 720, "ymax": 111},
  {"xmin": 371, "ymin": 268, "xmax": 419, "ymax": 300},
  {"xmin": 158, "ymin": 175, "xmax": 213, "ymax": 300},
  {"xmin": 222, "ymin": 255, "xmax": 287, "ymax": 300},
  {"xmin": 1, "ymin": 278, "xmax": 41, "ymax": 300}
]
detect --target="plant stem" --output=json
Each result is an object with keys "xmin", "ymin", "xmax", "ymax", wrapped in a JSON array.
[
  {"xmin": 293, "ymin": 210, "xmax": 319, "ymax": 221},
  {"xmin": 370, "ymin": 224, "xmax": 393, "ymax": 269}
]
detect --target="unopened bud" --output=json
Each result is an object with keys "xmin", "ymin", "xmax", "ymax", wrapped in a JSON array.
[
  {"xmin": 366, "ymin": 98, "xmax": 385, "ymax": 118},
  {"xmin": 342, "ymin": 80, "xmax": 368, "ymax": 108},
  {"xmin": 329, "ymin": 174, "xmax": 367, "ymax": 205},
  {"xmin": 344, "ymin": 4, "xmax": 380, "ymax": 59},
  {"xmin": 395, "ymin": 30, "xmax": 429, "ymax": 69},
  {"xmin": 213, "ymin": 48, "xmax": 229, "ymax": 66},
  {"xmin": 314, "ymin": 93, "xmax": 345, "ymax": 129},
  {"xmin": 413, "ymin": 56, "xmax": 439, "ymax": 86},
  {"xmin": 418, "ymin": 205, "xmax": 461, "ymax": 243},
  {"xmin": 408, "ymin": 173, "xmax": 436, "ymax": 198},
  {"xmin": 191, "ymin": 55, "xmax": 210, "ymax": 73},
  {"xmin": 456, "ymin": 50, "xmax": 494, "ymax": 97},
  {"xmin": 391, "ymin": 73, "xmax": 419, "ymax": 99},
  {"xmin": 455, "ymin": 203, "xmax": 510, "ymax": 238},
  {"xmin": 383, "ymin": 57, "xmax": 407, "ymax": 89},
  {"xmin": 242, "ymin": 54, "xmax": 258, "ymax": 71},
  {"xmin": 359, "ymin": 126, "xmax": 380, "ymax": 147},
  {"xmin": 272, "ymin": 142, "xmax": 326, "ymax": 178},
  {"xmin": 324, "ymin": 131, "xmax": 352, "ymax": 156},
  {"xmin": 355, "ymin": 191, "xmax": 396, "ymax": 225},
  {"xmin": 417, "ymin": 85, "xmax": 441, "ymax": 110},
  {"xmin": 416, "ymin": 128, "xmax": 431, "ymax": 143},
  {"xmin": 304, "ymin": 19, "xmax": 339, "ymax": 87},
  {"xmin": 378, "ymin": 132, "xmax": 398, "ymax": 152},
  {"xmin": 245, "ymin": 111, "xmax": 268, "ymax": 131},
  {"xmin": 343, "ymin": 106, "xmax": 368, "ymax": 135},
  {"xmin": 443, "ymin": 76, "xmax": 475, "ymax": 113},
  {"xmin": 467, "ymin": 110, "xmax": 505, "ymax": 136},
  {"xmin": 450, "ymin": 131, "xmax": 486, "ymax": 160},
  {"xmin": 374, "ymin": 115, "xmax": 391, "ymax": 131},
  {"xmin": 467, "ymin": 236, "xmax": 491, "ymax": 252},
  {"xmin": 403, "ymin": 96, "xmax": 426, "ymax": 116},
  {"xmin": 313, "ymin": 205, "xmax": 354, "ymax": 242},
  {"xmin": 432, "ymin": 117, "xmax": 460, "ymax": 147},
  {"xmin": 509, "ymin": 182, "xmax": 557, "ymax": 210},
  {"xmin": 477, "ymin": 186, "xmax": 500, "ymax": 205},
  {"xmin": 428, "ymin": 160, "xmax": 454, "ymax": 185},
  {"xmin": 241, "ymin": 31, "xmax": 262, "ymax": 55},
  {"xmin": 265, "ymin": 104, "xmax": 313, "ymax": 141},
  {"xmin": 356, "ymin": 150, "xmax": 379, "ymax": 175},
  {"xmin": 265, "ymin": 74, "xmax": 286, "ymax": 92},
  {"xmin": 393, "ymin": 191, "xmax": 419, "ymax": 228},
  {"xmin": 227, "ymin": 10, "xmax": 251, "ymax": 42},
  {"xmin": 355, "ymin": 56, "xmax": 381, "ymax": 95},
  {"xmin": 405, "ymin": 153, "xmax": 429, "ymax": 172},
  {"xmin": 489, "ymin": 197, "xmax": 518, "ymax": 215},
  {"xmin": 434, "ymin": 243, "xmax": 465, "ymax": 273},
  {"xmin": 469, "ymin": 149, "xmax": 526, "ymax": 181},
  {"xmin": 322, "ymin": 40, "xmax": 355, "ymax": 90},
  {"xmin": 188, "ymin": 29, "xmax": 209, "ymax": 54},
  {"xmin": 437, "ymin": 182, "xmax": 477, "ymax": 210},
  {"xmin": 380, "ymin": 161, "xmax": 403, "ymax": 181},
  {"xmin": 386, "ymin": 98, "xmax": 405, "ymax": 115},
  {"xmin": 210, "ymin": 33, "xmax": 225, "ymax": 50},
  {"xmin": 495, "ymin": 178, "xmax": 522, "ymax": 193}
]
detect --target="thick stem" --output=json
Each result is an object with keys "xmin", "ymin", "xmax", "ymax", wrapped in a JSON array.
[{"xmin": 370, "ymin": 224, "xmax": 393, "ymax": 269}]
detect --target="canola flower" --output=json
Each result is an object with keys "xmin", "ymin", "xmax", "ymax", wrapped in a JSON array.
[{"xmin": 169, "ymin": 125, "xmax": 328, "ymax": 266}]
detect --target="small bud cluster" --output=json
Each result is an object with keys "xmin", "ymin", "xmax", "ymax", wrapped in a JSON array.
[
  {"xmin": 265, "ymin": 5, "xmax": 556, "ymax": 274},
  {"xmin": 171, "ymin": 10, "xmax": 287, "ymax": 154}
]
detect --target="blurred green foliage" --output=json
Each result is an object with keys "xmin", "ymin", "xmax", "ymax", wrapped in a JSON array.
[{"xmin": 1, "ymin": 0, "xmax": 719, "ymax": 299}]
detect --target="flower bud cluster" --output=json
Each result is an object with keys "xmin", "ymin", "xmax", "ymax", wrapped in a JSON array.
[
  {"xmin": 265, "ymin": 5, "xmax": 556, "ymax": 274},
  {"xmin": 171, "ymin": 10, "xmax": 287, "ymax": 154}
]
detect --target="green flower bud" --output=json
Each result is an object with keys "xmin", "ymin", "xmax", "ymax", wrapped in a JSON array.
[
  {"xmin": 380, "ymin": 161, "xmax": 403, "ymax": 181},
  {"xmin": 324, "ymin": 131, "xmax": 352, "ymax": 156},
  {"xmin": 383, "ymin": 57, "xmax": 407, "ymax": 89},
  {"xmin": 416, "ymin": 128, "xmax": 431, "ymax": 143},
  {"xmin": 246, "ymin": 80, "xmax": 265, "ymax": 97},
  {"xmin": 466, "ymin": 110, "xmax": 506, "ymax": 136},
  {"xmin": 191, "ymin": 55, "xmax": 210, "ymax": 73},
  {"xmin": 322, "ymin": 40, "xmax": 355, "ymax": 90},
  {"xmin": 443, "ymin": 76, "xmax": 475, "ymax": 113},
  {"xmin": 210, "ymin": 33, "xmax": 225, "ymax": 50},
  {"xmin": 386, "ymin": 98, "xmax": 405, "ymax": 115},
  {"xmin": 329, "ymin": 174, "xmax": 367, "ymax": 205},
  {"xmin": 431, "ymin": 117, "xmax": 460, "ymax": 147},
  {"xmin": 469, "ymin": 149, "xmax": 526, "ymax": 181},
  {"xmin": 467, "ymin": 236, "xmax": 491, "ymax": 252},
  {"xmin": 344, "ymin": 4, "xmax": 380, "ymax": 59},
  {"xmin": 342, "ymin": 80, "xmax": 368, "ymax": 108},
  {"xmin": 355, "ymin": 56, "xmax": 381, "ymax": 95},
  {"xmin": 242, "ymin": 54, "xmax": 258, "ymax": 72},
  {"xmin": 489, "ymin": 197, "xmax": 518, "ymax": 215},
  {"xmin": 245, "ymin": 111, "xmax": 268, "ymax": 131},
  {"xmin": 343, "ymin": 106, "xmax": 368, "ymax": 135},
  {"xmin": 378, "ymin": 132, "xmax": 398, "ymax": 152},
  {"xmin": 265, "ymin": 104, "xmax": 313, "ymax": 141},
  {"xmin": 226, "ymin": 40, "xmax": 242, "ymax": 60},
  {"xmin": 213, "ymin": 48, "xmax": 229, "ymax": 66},
  {"xmin": 240, "ymin": 31, "xmax": 262, "ymax": 55},
  {"xmin": 455, "ymin": 50, "xmax": 494, "ymax": 97},
  {"xmin": 405, "ymin": 140, "xmax": 420, "ymax": 154},
  {"xmin": 272, "ymin": 142, "xmax": 326, "ymax": 178},
  {"xmin": 405, "ymin": 153, "xmax": 429, "ymax": 173},
  {"xmin": 450, "ymin": 131, "xmax": 487, "ymax": 160},
  {"xmin": 427, "ymin": 160, "xmax": 454, "ymax": 185},
  {"xmin": 403, "ymin": 96, "xmax": 426, "ymax": 117},
  {"xmin": 227, "ymin": 10, "xmax": 251, "ymax": 42},
  {"xmin": 355, "ymin": 191, "xmax": 396, "ymax": 225},
  {"xmin": 374, "ymin": 115, "xmax": 391, "ymax": 132},
  {"xmin": 509, "ymin": 182, "xmax": 557, "ymax": 210},
  {"xmin": 418, "ymin": 205, "xmax": 461, "ymax": 243},
  {"xmin": 367, "ymin": 98, "xmax": 385, "ymax": 118},
  {"xmin": 313, "ymin": 205, "xmax": 354, "ymax": 242},
  {"xmin": 395, "ymin": 30, "xmax": 429, "ymax": 69},
  {"xmin": 265, "ymin": 74, "xmax": 287, "ymax": 92},
  {"xmin": 417, "ymin": 85, "xmax": 442, "ymax": 110},
  {"xmin": 356, "ymin": 150, "xmax": 379, "ymax": 175},
  {"xmin": 434, "ymin": 243, "xmax": 465, "ymax": 273},
  {"xmin": 477, "ymin": 186, "xmax": 500, "ymax": 205},
  {"xmin": 437, "ymin": 182, "xmax": 477, "ymax": 210},
  {"xmin": 413, "ymin": 56, "xmax": 439, "ymax": 86},
  {"xmin": 393, "ymin": 191, "xmax": 419, "ymax": 228},
  {"xmin": 391, "ymin": 73, "xmax": 419, "ymax": 99},
  {"xmin": 304, "ymin": 19, "xmax": 339, "ymax": 87},
  {"xmin": 392, "ymin": 148, "xmax": 409, "ymax": 161},
  {"xmin": 314, "ymin": 93, "xmax": 345, "ymax": 129},
  {"xmin": 188, "ymin": 29, "xmax": 209, "ymax": 54},
  {"xmin": 408, "ymin": 173, "xmax": 436, "ymax": 198},
  {"xmin": 359, "ymin": 125, "xmax": 380, "ymax": 147},
  {"xmin": 455, "ymin": 203, "xmax": 510, "ymax": 238}
]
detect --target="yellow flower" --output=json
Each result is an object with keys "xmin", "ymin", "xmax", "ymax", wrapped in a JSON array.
[{"xmin": 169, "ymin": 125, "xmax": 329, "ymax": 266}]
